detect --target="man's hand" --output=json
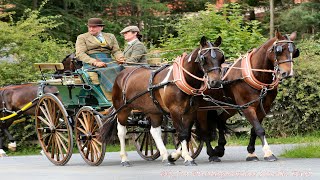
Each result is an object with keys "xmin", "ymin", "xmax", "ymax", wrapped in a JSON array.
[{"xmin": 93, "ymin": 61, "xmax": 107, "ymax": 67}]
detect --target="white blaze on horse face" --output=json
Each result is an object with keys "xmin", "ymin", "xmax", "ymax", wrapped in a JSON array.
[
  {"xmin": 117, "ymin": 119, "xmax": 128, "ymax": 162},
  {"xmin": 150, "ymin": 126, "xmax": 168, "ymax": 161},
  {"xmin": 161, "ymin": 66, "xmax": 173, "ymax": 93}
]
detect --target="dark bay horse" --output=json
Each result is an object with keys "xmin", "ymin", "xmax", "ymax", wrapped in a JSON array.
[
  {"xmin": 0, "ymin": 83, "xmax": 58, "ymax": 156},
  {"xmin": 196, "ymin": 31, "xmax": 299, "ymax": 162},
  {"xmin": 100, "ymin": 36, "xmax": 225, "ymax": 166}
]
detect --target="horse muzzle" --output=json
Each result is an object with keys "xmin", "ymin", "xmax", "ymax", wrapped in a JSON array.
[{"xmin": 208, "ymin": 80, "xmax": 223, "ymax": 89}]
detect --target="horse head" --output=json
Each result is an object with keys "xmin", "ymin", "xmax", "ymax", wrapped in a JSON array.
[
  {"xmin": 268, "ymin": 31, "xmax": 299, "ymax": 80},
  {"xmin": 196, "ymin": 36, "xmax": 225, "ymax": 88}
]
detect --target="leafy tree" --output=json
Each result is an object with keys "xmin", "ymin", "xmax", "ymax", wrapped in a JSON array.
[
  {"xmin": 277, "ymin": 2, "xmax": 320, "ymax": 38},
  {"xmin": 159, "ymin": 3, "xmax": 265, "ymax": 60},
  {"xmin": 0, "ymin": 3, "xmax": 73, "ymax": 86}
]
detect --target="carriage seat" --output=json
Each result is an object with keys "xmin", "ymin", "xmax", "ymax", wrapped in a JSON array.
[{"xmin": 34, "ymin": 63, "xmax": 83, "ymax": 85}]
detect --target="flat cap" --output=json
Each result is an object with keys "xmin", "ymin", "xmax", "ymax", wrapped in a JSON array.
[
  {"xmin": 120, "ymin": 26, "xmax": 140, "ymax": 34},
  {"xmin": 87, "ymin": 18, "xmax": 105, "ymax": 26}
]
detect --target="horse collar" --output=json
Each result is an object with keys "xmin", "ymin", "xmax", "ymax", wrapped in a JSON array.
[
  {"xmin": 241, "ymin": 51, "xmax": 279, "ymax": 90},
  {"xmin": 173, "ymin": 54, "xmax": 207, "ymax": 95}
]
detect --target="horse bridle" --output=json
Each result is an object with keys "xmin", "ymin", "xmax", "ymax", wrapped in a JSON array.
[
  {"xmin": 196, "ymin": 42, "xmax": 224, "ymax": 75},
  {"xmin": 270, "ymin": 36, "xmax": 295, "ymax": 66}
]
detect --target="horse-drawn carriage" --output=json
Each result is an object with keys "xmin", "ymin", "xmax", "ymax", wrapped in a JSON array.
[
  {"xmin": 1, "ymin": 31, "xmax": 299, "ymax": 166},
  {"xmin": 32, "ymin": 49, "xmax": 208, "ymax": 166}
]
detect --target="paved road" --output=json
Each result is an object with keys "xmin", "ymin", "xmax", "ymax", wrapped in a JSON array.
[{"xmin": 0, "ymin": 144, "xmax": 319, "ymax": 180}]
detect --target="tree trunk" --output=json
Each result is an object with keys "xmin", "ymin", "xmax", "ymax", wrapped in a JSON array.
[
  {"xmin": 270, "ymin": 0, "xmax": 274, "ymax": 38},
  {"xmin": 32, "ymin": 0, "xmax": 38, "ymax": 9}
]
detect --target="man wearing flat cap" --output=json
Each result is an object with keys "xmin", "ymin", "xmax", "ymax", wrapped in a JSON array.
[
  {"xmin": 120, "ymin": 26, "xmax": 147, "ymax": 63},
  {"xmin": 75, "ymin": 18, "xmax": 125, "ymax": 101}
]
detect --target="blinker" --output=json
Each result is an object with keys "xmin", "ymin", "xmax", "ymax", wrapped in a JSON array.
[{"xmin": 275, "ymin": 46, "xmax": 282, "ymax": 54}]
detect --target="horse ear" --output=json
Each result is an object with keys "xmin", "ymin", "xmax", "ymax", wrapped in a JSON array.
[
  {"xmin": 200, "ymin": 36, "xmax": 207, "ymax": 47},
  {"xmin": 213, "ymin": 36, "xmax": 222, "ymax": 47},
  {"xmin": 275, "ymin": 30, "xmax": 282, "ymax": 40},
  {"xmin": 289, "ymin": 31, "xmax": 297, "ymax": 41}
]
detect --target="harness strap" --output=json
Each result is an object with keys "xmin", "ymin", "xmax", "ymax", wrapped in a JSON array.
[
  {"xmin": 0, "ymin": 98, "xmax": 39, "ymax": 121},
  {"xmin": 148, "ymin": 64, "xmax": 171, "ymax": 116},
  {"xmin": 173, "ymin": 55, "xmax": 207, "ymax": 95}
]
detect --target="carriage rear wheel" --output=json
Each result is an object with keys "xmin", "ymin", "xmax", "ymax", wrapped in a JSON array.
[
  {"xmin": 133, "ymin": 126, "xmax": 161, "ymax": 161},
  {"xmin": 75, "ymin": 106, "xmax": 106, "ymax": 166},
  {"xmin": 35, "ymin": 93, "xmax": 73, "ymax": 166}
]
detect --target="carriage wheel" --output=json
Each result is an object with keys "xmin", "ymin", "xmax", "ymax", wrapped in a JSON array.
[
  {"xmin": 133, "ymin": 126, "xmax": 161, "ymax": 161},
  {"xmin": 35, "ymin": 93, "xmax": 73, "ymax": 166},
  {"xmin": 174, "ymin": 129, "xmax": 204, "ymax": 159},
  {"xmin": 75, "ymin": 106, "xmax": 106, "ymax": 166}
]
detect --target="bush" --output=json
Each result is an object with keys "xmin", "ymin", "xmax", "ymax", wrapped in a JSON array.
[
  {"xmin": 265, "ymin": 38, "xmax": 320, "ymax": 137},
  {"xmin": 159, "ymin": 3, "xmax": 265, "ymax": 61}
]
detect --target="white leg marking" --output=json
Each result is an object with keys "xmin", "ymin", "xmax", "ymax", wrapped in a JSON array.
[
  {"xmin": 171, "ymin": 146, "xmax": 182, "ymax": 160},
  {"xmin": 117, "ymin": 120, "xmax": 128, "ymax": 162},
  {"xmin": 161, "ymin": 66, "xmax": 173, "ymax": 93},
  {"xmin": 0, "ymin": 149, "xmax": 7, "ymax": 157},
  {"xmin": 247, "ymin": 153, "xmax": 257, "ymax": 158},
  {"xmin": 181, "ymin": 140, "xmax": 193, "ymax": 162},
  {"xmin": 150, "ymin": 126, "xmax": 168, "ymax": 161},
  {"xmin": 262, "ymin": 136, "xmax": 273, "ymax": 157},
  {"xmin": 8, "ymin": 141, "xmax": 16, "ymax": 151}
]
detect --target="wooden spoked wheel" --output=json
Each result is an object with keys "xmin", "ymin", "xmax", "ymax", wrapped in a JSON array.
[
  {"xmin": 174, "ymin": 128, "xmax": 204, "ymax": 159},
  {"xmin": 35, "ymin": 93, "xmax": 73, "ymax": 166},
  {"xmin": 75, "ymin": 106, "xmax": 106, "ymax": 166},
  {"xmin": 134, "ymin": 126, "xmax": 161, "ymax": 161}
]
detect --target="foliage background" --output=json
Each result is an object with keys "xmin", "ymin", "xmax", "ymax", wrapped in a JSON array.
[{"xmin": 0, "ymin": 1, "xmax": 319, "ymax": 150}]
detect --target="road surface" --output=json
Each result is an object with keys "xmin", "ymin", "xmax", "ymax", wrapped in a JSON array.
[{"xmin": 0, "ymin": 144, "xmax": 318, "ymax": 179}]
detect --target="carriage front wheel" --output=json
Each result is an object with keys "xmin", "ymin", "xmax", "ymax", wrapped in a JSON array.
[
  {"xmin": 35, "ymin": 93, "xmax": 73, "ymax": 166},
  {"xmin": 75, "ymin": 106, "xmax": 106, "ymax": 166}
]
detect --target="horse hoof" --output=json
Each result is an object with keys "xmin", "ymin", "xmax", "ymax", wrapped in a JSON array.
[
  {"xmin": 209, "ymin": 156, "xmax": 221, "ymax": 162},
  {"xmin": 168, "ymin": 155, "xmax": 177, "ymax": 163},
  {"xmin": 163, "ymin": 160, "xmax": 175, "ymax": 166},
  {"xmin": 246, "ymin": 156, "xmax": 259, "ymax": 162},
  {"xmin": 184, "ymin": 160, "xmax": 197, "ymax": 166},
  {"xmin": 121, "ymin": 161, "xmax": 131, "ymax": 167},
  {"xmin": 264, "ymin": 154, "xmax": 278, "ymax": 162}
]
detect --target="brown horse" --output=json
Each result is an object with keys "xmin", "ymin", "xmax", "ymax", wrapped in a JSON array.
[
  {"xmin": 0, "ymin": 83, "xmax": 58, "ymax": 156},
  {"xmin": 196, "ymin": 31, "xmax": 299, "ymax": 162},
  {"xmin": 100, "ymin": 36, "xmax": 225, "ymax": 166}
]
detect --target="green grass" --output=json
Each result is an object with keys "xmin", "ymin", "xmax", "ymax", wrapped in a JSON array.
[
  {"xmin": 280, "ymin": 144, "xmax": 320, "ymax": 158},
  {"xmin": 220, "ymin": 131, "xmax": 320, "ymax": 146}
]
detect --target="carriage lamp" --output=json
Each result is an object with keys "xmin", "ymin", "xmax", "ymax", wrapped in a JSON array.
[{"xmin": 63, "ymin": 75, "xmax": 75, "ymax": 85}]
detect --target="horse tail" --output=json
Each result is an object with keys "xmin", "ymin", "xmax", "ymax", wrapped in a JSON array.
[{"xmin": 99, "ymin": 106, "xmax": 117, "ymax": 143}]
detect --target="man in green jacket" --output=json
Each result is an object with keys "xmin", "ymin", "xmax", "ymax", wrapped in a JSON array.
[
  {"xmin": 120, "ymin": 26, "xmax": 147, "ymax": 64},
  {"xmin": 75, "ymin": 18, "xmax": 124, "ymax": 101}
]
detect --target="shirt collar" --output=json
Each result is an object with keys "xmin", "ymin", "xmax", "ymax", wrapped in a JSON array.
[{"xmin": 128, "ymin": 38, "xmax": 138, "ymax": 46}]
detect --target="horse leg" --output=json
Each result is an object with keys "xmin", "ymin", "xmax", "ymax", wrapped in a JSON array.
[
  {"xmin": 117, "ymin": 110, "xmax": 131, "ymax": 167},
  {"xmin": 196, "ymin": 110, "xmax": 220, "ymax": 162},
  {"xmin": 3, "ymin": 129, "xmax": 16, "ymax": 151},
  {"xmin": 0, "ymin": 129, "xmax": 7, "ymax": 157},
  {"xmin": 148, "ymin": 114, "xmax": 172, "ymax": 165},
  {"xmin": 246, "ymin": 127, "xmax": 259, "ymax": 161},
  {"xmin": 170, "ymin": 111, "xmax": 197, "ymax": 166},
  {"xmin": 243, "ymin": 107, "xmax": 277, "ymax": 162}
]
